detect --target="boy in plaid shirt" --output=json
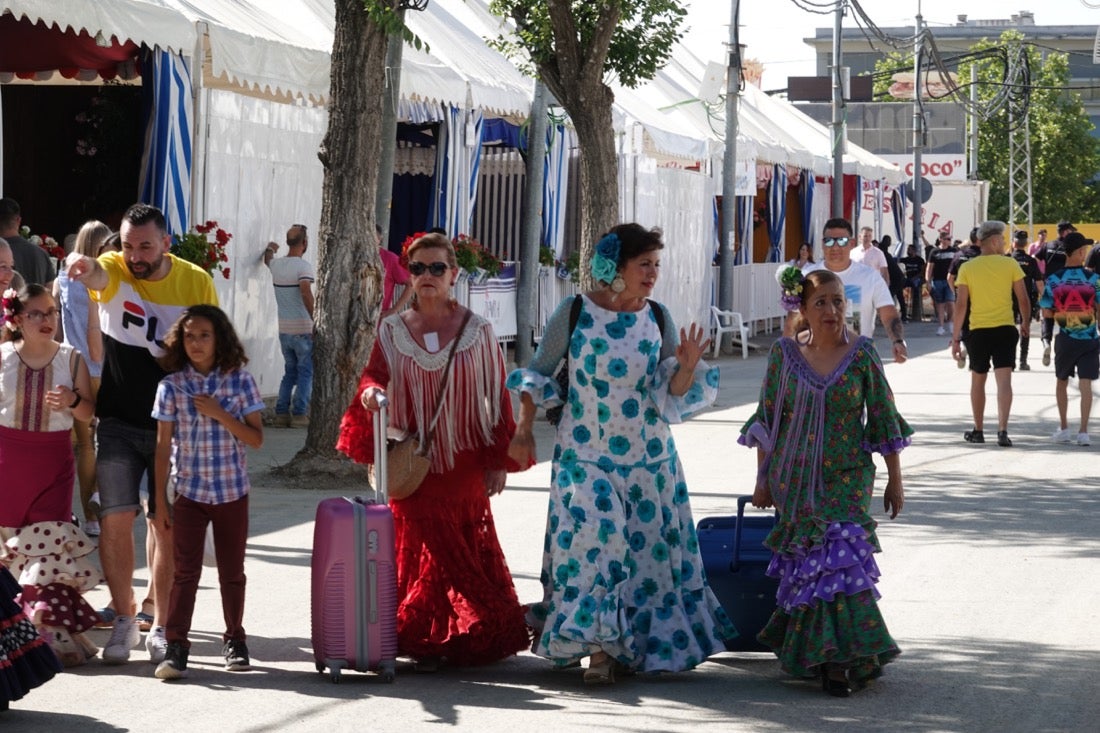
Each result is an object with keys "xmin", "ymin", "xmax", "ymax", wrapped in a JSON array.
[{"xmin": 151, "ymin": 305, "xmax": 264, "ymax": 680}]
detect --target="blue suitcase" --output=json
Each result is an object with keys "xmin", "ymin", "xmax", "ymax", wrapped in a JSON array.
[{"xmin": 697, "ymin": 496, "xmax": 778, "ymax": 653}]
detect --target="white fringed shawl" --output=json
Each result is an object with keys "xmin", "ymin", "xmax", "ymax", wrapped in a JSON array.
[{"xmin": 378, "ymin": 314, "xmax": 504, "ymax": 473}]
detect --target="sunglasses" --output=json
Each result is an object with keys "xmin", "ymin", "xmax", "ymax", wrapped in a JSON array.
[
  {"xmin": 823, "ymin": 236, "xmax": 850, "ymax": 247},
  {"xmin": 408, "ymin": 261, "xmax": 449, "ymax": 277}
]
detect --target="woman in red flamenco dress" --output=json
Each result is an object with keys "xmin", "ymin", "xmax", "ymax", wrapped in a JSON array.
[{"xmin": 337, "ymin": 232, "xmax": 530, "ymax": 670}]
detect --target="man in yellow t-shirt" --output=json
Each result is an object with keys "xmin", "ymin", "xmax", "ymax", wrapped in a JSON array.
[
  {"xmin": 65, "ymin": 204, "xmax": 218, "ymax": 667},
  {"xmin": 952, "ymin": 221, "xmax": 1030, "ymax": 447}
]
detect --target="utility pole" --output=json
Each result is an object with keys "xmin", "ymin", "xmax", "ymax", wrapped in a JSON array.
[
  {"xmin": 911, "ymin": 10, "xmax": 925, "ymax": 247},
  {"xmin": 717, "ymin": 0, "xmax": 740, "ymax": 354},
  {"xmin": 830, "ymin": 1, "xmax": 846, "ymax": 217},
  {"xmin": 968, "ymin": 63, "xmax": 979, "ymax": 180},
  {"xmin": 514, "ymin": 81, "xmax": 548, "ymax": 366}
]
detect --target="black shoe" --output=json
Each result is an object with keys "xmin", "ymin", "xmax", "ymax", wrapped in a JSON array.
[
  {"xmin": 223, "ymin": 639, "xmax": 251, "ymax": 671},
  {"xmin": 821, "ymin": 666, "xmax": 851, "ymax": 697},
  {"xmin": 1019, "ymin": 362, "xmax": 1030, "ymax": 371},
  {"xmin": 154, "ymin": 642, "xmax": 188, "ymax": 680},
  {"xmin": 963, "ymin": 429, "xmax": 985, "ymax": 444},
  {"xmin": 997, "ymin": 431, "xmax": 1012, "ymax": 447}
]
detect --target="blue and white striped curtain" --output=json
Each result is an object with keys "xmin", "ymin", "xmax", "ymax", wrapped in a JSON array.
[
  {"xmin": 138, "ymin": 48, "xmax": 193, "ymax": 237},
  {"xmin": 430, "ymin": 103, "xmax": 484, "ymax": 236},
  {"xmin": 892, "ymin": 186, "xmax": 907, "ymax": 248},
  {"xmin": 766, "ymin": 163, "xmax": 787, "ymax": 262},
  {"xmin": 735, "ymin": 195, "xmax": 755, "ymax": 265},
  {"xmin": 542, "ymin": 123, "xmax": 569, "ymax": 257},
  {"xmin": 799, "ymin": 172, "xmax": 815, "ymax": 247}
]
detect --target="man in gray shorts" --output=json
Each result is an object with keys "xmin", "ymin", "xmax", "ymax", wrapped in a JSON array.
[{"xmin": 65, "ymin": 204, "xmax": 217, "ymax": 664}]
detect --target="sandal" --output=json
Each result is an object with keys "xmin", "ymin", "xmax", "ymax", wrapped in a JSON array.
[
  {"xmin": 997, "ymin": 430, "xmax": 1012, "ymax": 447},
  {"xmin": 94, "ymin": 606, "xmax": 116, "ymax": 629},
  {"xmin": 963, "ymin": 429, "xmax": 985, "ymax": 444},
  {"xmin": 583, "ymin": 654, "xmax": 616, "ymax": 685}
]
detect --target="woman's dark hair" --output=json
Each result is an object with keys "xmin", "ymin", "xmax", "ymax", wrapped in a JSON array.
[
  {"xmin": 790, "ymin": 269, "xmax": 845, "ymax": 337},
  {"xmin": 160, "ymin": 304, "xmax": 249, "ymax": 373},
  {"xmin": 608, "ymin": 223, "xmax": 663, "ymax": 267},
  {"xmin": 1, "ymin": 282, "xmax": 50, "ymax": 343}
]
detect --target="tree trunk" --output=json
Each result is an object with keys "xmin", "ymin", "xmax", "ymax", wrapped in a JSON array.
[
  {"xmin": 279, "ymin": 0, "xmax": 389, "ymax": 481},
  {"xmin": 555, "ymin": 81, "xmax": 618, "ymax": 291}
]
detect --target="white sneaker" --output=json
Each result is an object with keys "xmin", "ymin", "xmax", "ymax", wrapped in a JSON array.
[
  {"xmin": 146, "ymin": 626, "xmax": 167, "ymax": 664},
  {"xmin": 102, "ymin": 615, "xmax": 141, "ymax": 664},
  {"xmin": 1051, "ymin": 428, "xmax": 1073, "ymax": 443},
  {"xmin": 936, "ymin": 326, "xmax": 946, "ymax": 336},
  {"xmin": 1042, "ymin": 341, "xmax": 1051, "ymax": 367},
  {"xmin": 1077, "ymin": 433, "xmax": 1091, "ymax": 446}
]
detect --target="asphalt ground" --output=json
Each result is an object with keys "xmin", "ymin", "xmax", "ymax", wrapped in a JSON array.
[{"xmin": 5, "ymin": 318, "xmax": 1098, "ymax": 732}]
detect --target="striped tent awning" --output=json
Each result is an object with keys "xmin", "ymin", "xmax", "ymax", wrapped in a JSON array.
[
  {"xmin": 766, "ymin": 163, "xmax": 788, "ymax": 262},
  {"xmin": 138, "ymin": 47, "xmax": 193, "ymax": 236}
]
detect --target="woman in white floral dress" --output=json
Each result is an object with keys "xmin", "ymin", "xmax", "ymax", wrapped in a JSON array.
[{"xmin": 507, "ymin": 223, "xmax": 736, "ymax": 685}]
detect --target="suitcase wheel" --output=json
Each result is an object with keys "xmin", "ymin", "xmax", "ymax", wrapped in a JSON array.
[
  {"xmin": 315, "ymin": 662, "xmax": 325, "ymax": 674},
  {"xmin": 380, "ymin": 660, "xmax": 396, "ymax": 683},
  {"xmin": 330, "ymin": 669, "xmax": 341, "ymax": 684}
]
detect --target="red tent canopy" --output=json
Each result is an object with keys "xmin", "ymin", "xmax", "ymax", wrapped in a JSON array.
[{"xmin": 0, "ymin": 14, "xmax": 140, "ymax": 79}]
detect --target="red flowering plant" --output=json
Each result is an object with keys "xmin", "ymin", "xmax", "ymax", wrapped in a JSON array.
[
  {"xmin": 172, "ymin": 220, "xmax": 232, "ymax": 279},
  {"xmin": 452, "ymin": 233, "xmax": 502, "ymax": 277},
  {"xmin": 20, "ymin": 225, "xmax": 65, "ymax": 260}
]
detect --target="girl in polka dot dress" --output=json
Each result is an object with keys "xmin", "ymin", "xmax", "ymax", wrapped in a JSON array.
[{"xmin": 0, "ymin": 285, "xmax": 101, "ymax": 667}]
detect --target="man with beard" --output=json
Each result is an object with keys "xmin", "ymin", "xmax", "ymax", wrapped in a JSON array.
[{"xmin": 65, "ymin": 204, "xmax": 217, "ymax": 666}]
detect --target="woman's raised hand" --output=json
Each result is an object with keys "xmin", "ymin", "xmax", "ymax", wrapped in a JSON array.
[{"xmin": 675, "ymin": 322, "xmax": 711, "ymax": 372}]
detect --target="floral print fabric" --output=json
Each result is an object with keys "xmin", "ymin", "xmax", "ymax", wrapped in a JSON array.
[
  {"xmin": 508, "ymin": 296, "xmax": 735, "ymax": 672},
  {"xmin": 740, "ymin": 337, "xmax": 912, "ymax": 680}
]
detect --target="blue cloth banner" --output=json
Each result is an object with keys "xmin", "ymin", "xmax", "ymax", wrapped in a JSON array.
[
  {"xmin": 430, "ymin": 104, "xmax": 484, "ymax": 236},
  {"xmin": 542, "ymin": 124, "xmax": 569, "ymax": 257},
  {"xmin": 138, "ymin": 48, "xmax": 192, "ymax": 237},
  {"xmin": 766, "ymin": 164, "xmax": 788, "ymax": 262},
  {"xmin": 799, "ymin": 172, "xmax": 815, "ymax": 248},
  {"xmin": 735, "ymin": 195, "xmax": 755, "ymax": 265}
]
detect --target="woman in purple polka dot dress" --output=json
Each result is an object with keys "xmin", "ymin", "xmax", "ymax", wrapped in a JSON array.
[
  {"xmin": 0, "ymin": 285, "xmax": 102, "ymax": 667},
  {"xmin": 740, "ymin": 270, "xmax": 912, "ymax": 696}
]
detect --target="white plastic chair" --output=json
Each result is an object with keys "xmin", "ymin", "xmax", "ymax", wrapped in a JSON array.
[{"xmin": 710, "ymin": 306, "xmax": 749, "ymax": 360}]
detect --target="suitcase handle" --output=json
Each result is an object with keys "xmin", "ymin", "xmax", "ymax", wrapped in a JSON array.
[
  {"xmin": 731, "ymin": 495, "xmax": 777, "ymax": 572},
  {"xmin": 372, "ymin": 399, "xmax": 390, "ymax": 504},
  {"xmin": 731, "ymin": 496, "xmax": 751, "ymax": 571}
]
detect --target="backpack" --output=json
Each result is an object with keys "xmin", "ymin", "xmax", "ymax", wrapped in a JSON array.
[{"xmin": 545, "ymin": 295, "xmax": 666, "ymax": 426}]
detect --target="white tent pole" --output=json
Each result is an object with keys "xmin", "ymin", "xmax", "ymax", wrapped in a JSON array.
[{"xmin": 190, "ymin": 21, "xmax": 208, "ymax": 226}]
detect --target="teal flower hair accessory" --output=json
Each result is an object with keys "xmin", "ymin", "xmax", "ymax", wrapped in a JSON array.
[{"xmin": 591, "ymin": 233, "xmax": 621, "ymax": 284}]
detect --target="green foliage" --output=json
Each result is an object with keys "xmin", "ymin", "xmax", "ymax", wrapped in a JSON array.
[
  {"xmin": 360, "ymin": 0, "xmax": 429, "ymax": 52},
  {"xmin": 538, "ymin": 244, "xmax": 556, "ymax": 266},
  {"xmin": 489, "ymin": 0, "xmax": 686, "ymax": 89},
  {"xmin": 873, "ymin": 32, "xmax": 1100, "ymax": 222}
]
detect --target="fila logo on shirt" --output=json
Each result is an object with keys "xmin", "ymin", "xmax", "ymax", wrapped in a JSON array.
[{"xmin": 121, "ymin": 300, "xmax": 166, "ymax": 350}]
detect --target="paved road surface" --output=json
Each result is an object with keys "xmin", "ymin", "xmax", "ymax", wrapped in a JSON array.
[{"xmin": 6, "ymin": 321, "xmax": 1097, "ymax": 732}]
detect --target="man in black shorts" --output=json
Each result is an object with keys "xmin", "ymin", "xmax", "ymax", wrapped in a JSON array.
[{"xmin": 951, "ymin": 221, "xmax": 1030, "ymax": 447}]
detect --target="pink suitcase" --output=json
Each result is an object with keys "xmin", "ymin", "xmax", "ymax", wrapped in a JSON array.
[{"xmin": 310, "ymin": 402, "xmax": 398, "ymax": 683}]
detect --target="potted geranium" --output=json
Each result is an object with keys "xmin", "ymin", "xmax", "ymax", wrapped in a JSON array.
[
  {"xmin": 172, "ymin": 220, "xmax": 232, "ymax": 279},
  {"xmin": 452, "ymin": 233, "xmax": 502, "ymax": 283}
]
